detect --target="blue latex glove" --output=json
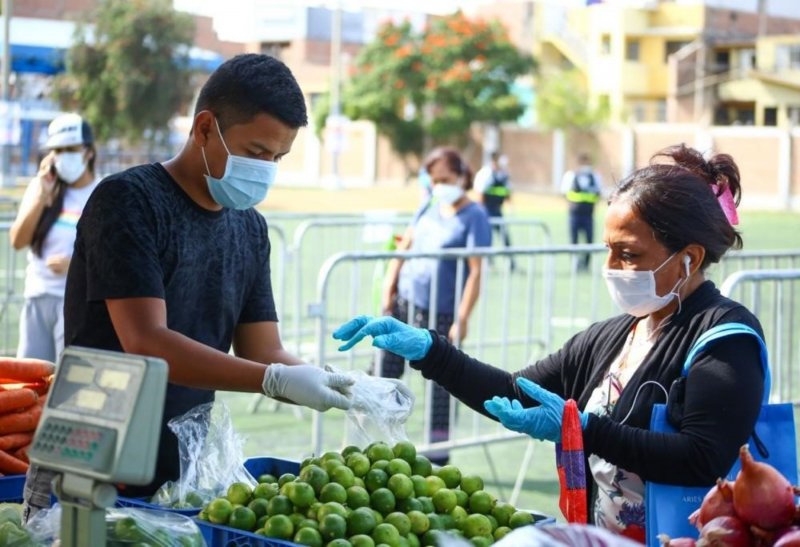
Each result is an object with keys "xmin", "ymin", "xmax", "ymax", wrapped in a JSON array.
[
  {"xmin": 332, "ymin": 315, "xmax": 433, "ymax": 361},
  {"xmin": 483, "ymin": 377, "xmax": 588, "ymax": 443}
]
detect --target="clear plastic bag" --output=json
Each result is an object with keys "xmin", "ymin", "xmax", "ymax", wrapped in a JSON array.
[
  {"xmin": 26, "ymin": 504, "xmax": 207, "ymax": 546},
  {"xmin": 150, "ymin": 401, "xmax": 255, "ymax": 508},
  {"xmin": 339, "ymin": 368, "xmax": 415, "ymax": 446}
]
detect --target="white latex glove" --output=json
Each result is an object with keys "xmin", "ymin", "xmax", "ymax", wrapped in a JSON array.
[{"xmin": 262, "ymin": 363, "xmax": 354, "ymax": 411}]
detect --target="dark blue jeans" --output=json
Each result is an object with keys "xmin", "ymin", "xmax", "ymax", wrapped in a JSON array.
[{"xmin": 569, "ymin": 210, "xmax": 594, "ymax": 270}]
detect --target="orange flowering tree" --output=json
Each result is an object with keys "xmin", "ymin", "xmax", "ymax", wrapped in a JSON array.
[{"xmin": 335, "ymin": 12, "xmax": 534, "ymax": 167}]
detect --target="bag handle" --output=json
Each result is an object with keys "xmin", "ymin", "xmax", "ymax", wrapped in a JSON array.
[{"xmin": 681, "ymin": 322, "xmax": 770, "ymax": 404}]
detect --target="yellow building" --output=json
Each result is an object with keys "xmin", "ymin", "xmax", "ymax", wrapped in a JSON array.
[
  {"xmin": 534, "ymin": 1, "xmax": 800, "ymax": 126},
  {"xmin": 715, "ymin": 34, "xmax": 800, "ymax": 126}
]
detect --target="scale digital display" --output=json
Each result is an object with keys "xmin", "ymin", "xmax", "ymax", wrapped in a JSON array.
[{"xmin": 49, "ymin": 354, "xmax": 142, "ymax": 422}]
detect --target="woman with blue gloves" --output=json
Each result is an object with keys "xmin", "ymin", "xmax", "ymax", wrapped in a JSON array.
[{"xmin": 333, "ymin": 145, "xmax": 765, "ymax": 541}]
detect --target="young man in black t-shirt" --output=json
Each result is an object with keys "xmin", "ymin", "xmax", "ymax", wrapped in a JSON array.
[{"xmin": 22, "ymin": 54, "xmax": 355, "ymax": 517}]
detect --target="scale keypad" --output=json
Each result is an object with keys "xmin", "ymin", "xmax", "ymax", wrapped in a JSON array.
[{"xmin": 31, "ymin": 418, "xmax": 116, "ymax": 472}]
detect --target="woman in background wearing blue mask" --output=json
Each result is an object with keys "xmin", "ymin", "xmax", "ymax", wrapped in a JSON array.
[
  {"xmin": 10, "ymin": 113, "xmax": 100, "ymax": 362},
  {"xmin": 335, "ymin": 144, "xmax": 763, "ymax": 541},
  {"xmin": 380, "ymin": 146, "xmax": 491, "ymax": 464}
]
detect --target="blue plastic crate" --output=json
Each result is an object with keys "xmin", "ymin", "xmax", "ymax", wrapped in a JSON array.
[
  {"xmin": 243, "ymin": 457, "xmax": 300, "ymax": 479},
  {"xmin": 0, "ymin": 474, "xmax": 25, "ymax": 503},
  {"xmin": 195, "ymin": 521, "xmax": 298, "ymax": 547},
  {"xmin": 116, "ymin": 495, "xmax": 201, "ymax": 516},
  {"xmin": 116, "ymin": 457, "xmax": 299, "ymax": 516}
]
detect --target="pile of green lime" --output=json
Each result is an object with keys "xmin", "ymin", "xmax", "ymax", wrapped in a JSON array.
[{"xmin": 197, "ymin": 441, "xmax": 539, "ymax": 546}]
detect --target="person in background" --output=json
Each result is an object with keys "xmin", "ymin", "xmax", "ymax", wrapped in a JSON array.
[
  {"xmin": 561, "ymin": 153, "xmax": 602, "ymax": 271},
  {"xmin": 474, "ymin": 151, "xmax": 514, "ymax": 270},
  {"xmin": 334, "ymin": 144, "xmax": 762, "ymax": 542},
  {"xmin": 380, "ymin": 146, "xmax": 492, "ymax": 464},
  {"xmin": 22, "ymin": 54, "xmax": 354, "ymax": 521},
  {"xmin": 9, "ymin": 114, "xmax": 101, "ymax": 362}
]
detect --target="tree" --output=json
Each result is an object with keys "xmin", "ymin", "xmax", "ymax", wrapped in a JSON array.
[
  {"xmin": 52, "ymin": 0, "xmax": 195, "ymax": 145},
  {"xmin": 320, "ymin": 12, "xmax": 534, "ymax": 173},
  {"xmin": 535, "ymin": 69, "xmax": 608, "ymax": 130}
]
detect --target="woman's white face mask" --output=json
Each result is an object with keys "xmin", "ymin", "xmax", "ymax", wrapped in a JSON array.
[
  {"xmin": 602, "ymin": 253, "xmax": 688, "ymax": 317},
  {"xmin": 432, "ymin": 182, "xmax": 464, "ymax": 206}
]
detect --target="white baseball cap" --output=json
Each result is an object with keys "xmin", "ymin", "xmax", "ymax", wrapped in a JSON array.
[{"xmin": 44, "ymin": 113, "xmax": 94, "ymax": 149}]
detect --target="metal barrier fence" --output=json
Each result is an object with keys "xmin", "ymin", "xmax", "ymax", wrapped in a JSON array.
[
  {"xmin": 720, "ymin": 268, "xmax": 800, "ymax": 403},
  {"xmin": 284, "ymin": 216, "xmax": 552, "ymax": 357}
]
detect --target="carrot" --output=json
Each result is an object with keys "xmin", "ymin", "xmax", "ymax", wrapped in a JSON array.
[
  {"xmin": 0, "ymin": 358, "xmax": 54, "ymax": 382},
  {"xmin": 13, "ymin": 444, "xmax": 29, "ymax": 464},
  {"xmin": 0, "ymin": 405, "xmax": 42, "ymax": 435},
  {"xmin": 0, "ymin": 433, "xmax": 33, "ymax": 451},
  {"xmin": 0, "ymin": 449, "xmax": 29, "ymax": 474},
  {"xmin": 0, "ymin": 388, "xmax": 37, "ymax": 414}
]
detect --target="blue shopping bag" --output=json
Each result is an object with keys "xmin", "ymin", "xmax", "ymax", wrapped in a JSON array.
[{"xmin": 645, "ymin": 323, "xmax": 797, "ymax": 546}]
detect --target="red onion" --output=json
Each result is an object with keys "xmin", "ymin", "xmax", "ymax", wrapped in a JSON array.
[
  {"xmin": 774, "ymin": 528, "xmax": 800, "ymax": 546},
  {"xmin": 733, "ymin": 444, "xmax": 795, "ymax": 530},
  {"xmin": 658, "ymin": 534, "xmax": 697, "ymax": 546},
  {"xmin": 692, "ymin": 479, "xmax": 736, "ymax": 530},
  {"xmin": 697, "ymin": 515, "xmax": 751, "ymax": 547}
]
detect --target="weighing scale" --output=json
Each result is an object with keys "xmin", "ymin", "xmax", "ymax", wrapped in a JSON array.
[{"xmin": 28, "ymin": 346, "xmax": 168, "ymax": 547}]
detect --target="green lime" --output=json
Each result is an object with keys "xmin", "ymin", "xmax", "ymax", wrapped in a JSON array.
[
  {"xmin": 257, "ymin": 473, "xmax": 278, "ymax": 484},
  {"xmin": 384, "ymin": 512, "xmax": 411, "ymax": 536},
  {"xmin": 347, "ymin": 485, "xmax": 371, "ymax": 509},
  {"xmin": 494, "ymin": 526, "xmax": 512, "ymax": 540},
  {"xmin": 226, "ymin": 482, "xmax": 253, "ymax": 505},
  {"xmin": 450, "ymin": 506, "xmax": 468, "ymax": 530},
  {"xmin": 417, "ymin": 497, "xmax": 434, "ymax": 514},
  {"xmin": 371, "ymin": 523, "xmax": 401, "ymax": 546},
  {"xmin": 341, "ymin": 445, "xmax": 362, "ymax": 458},
  {"xmin": 508, "ymin": 510, "xmax": 534, "ymax": 528},
  {"xmin": 396, "ymin": 497, "xmax": 423, "ymax": 513},
  {"xmin": 459, "ymin": 474, "xmax": 484, "ymax": 496},
  {"xmin": 267, "ymin": 495, "xmax": 293, "ymax": 516},
  {"xmin": 248, "ymin": 497, "xmax": 270, "ymax": 519},
  {"xmin": 331, "ymin": 465, "xmax": 357, "ymax": 488},
  {"xmin": 407, "ymin": 510, "xmax": 430, "ymax": 535},
  {"xmin": 299, "ymin": 464, "xmax": 330, "ymax": 495},
  {"xmin": 386, "ymin": 458, "xmax": 413, "ymax": 477},
  {"xmin": 435, "ymin": 465, "xmax": 461, "ymax": 489},
  {"xmin": 263, "ymin": 514, "xmax": 294, "ymax": 539},
  {"xmin": 288, "ymin": 481, "xmax": 317, "ymax": 508},
  {"xmin": 471, "ymin": 535, "xmax": 493, "ymax": 547},
  {"xmin": 411, "ymin": 455, "xmax": 432, "ymax": 477},
  {"xmin": 364, "ymin": 469, "xmax": 389, "ymax": 493},
  {"xmin": 278, "ymin": 473, "xmax": 297, "ymax": 486},
  {"xmin": 350, "ymin": 534, "xmax": 376, "ymax": 547},
  {"xmin": 387, "ymin": 474, "xmax": 414, "ymax": 500},
  {"xmin": 370, "ymin": 488, "xmax": 396, "ymax": 516},
  {"xmin": 253, "ymin": 482, "xmax": 279, "ymax": 500},
  {"xmin": 392, "ymin": 441, "xmax": 417, "ymax": 464},
  {"xmin": 410, "ymin": 475, "xmax": 428, "ymax": 497},
  {"xmin": 424, "ymin": 475, "xmax": 446, "ymax": 496},
  {"xmin": 206, "ymin": 497, "xmax": 233, "ymax": 525},
  {"xmin": 346, "ymin": 453, "xmax": 372, "ymax": 478},
  {"xmin": 319, "ymin": 513, "xmax": 348, "ymax": 541},
  {"xmin": 462, "ymin": 514, "xmax": 492, "ymax": 538},
  {"xmin": 322, "ymin": 451, "xmax": 346, "ymax": 464},
  {"xmin": 491, "ymin": 501, "xmax": 515, "ymax": 527},
  {"xmin": 347, "ymin": 506, "xmax": 378, "ymax": 535},
  {"xmin": 468, "ymin": 490, "xmax": 495, "ymax": 515},
  {"xmin": 228, "ymin": 506, "xmax": 257, "ymax": 531},
  {"xmin": 454, "ymin": 489, "xmax": 468, "ymax": 508},
  {"xmin": 293, "ymin": 526, "xmax": 324, "ymax": 547},
  {"xmin": 317, "ymin": 501, "xmax": 348, "ymax": 521},
  {"xmin": 432, "ymin": 488, "xmax": 457, "ymax": 513},
  {"xmin": 370, "ymin": 459, "xmax": 390, "ymax": 472},
  {"xmin": 299, "ymin": 518, "xmax": 319, "ymax": 530},
  {"xmin": 321, "ymin": 482, "xmax": 349, "ymax": 504},
  {"xmin": 327, "ymin": 539, "xmax": 353, "ymax": 547},
  {"xmin": 366, "ymin": 443, "xmax": 395, "ymax": 463},
  {"xmin": 113, "ymin": 516, "xmax": 145, "ymax": 542}
]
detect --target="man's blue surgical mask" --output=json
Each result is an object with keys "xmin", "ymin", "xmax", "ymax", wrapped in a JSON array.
[{"xmin": 201, "ymin": 118, "xmax": 277, "ymax": 210}]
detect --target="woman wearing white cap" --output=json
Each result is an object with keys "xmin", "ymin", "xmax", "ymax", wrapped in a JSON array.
[{"xmin": 9, "ymin": 113, "xmax": 100, "ymax": 361}]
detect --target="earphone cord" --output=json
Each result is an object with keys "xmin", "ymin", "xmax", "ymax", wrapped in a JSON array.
[{"xmin": 618, "ymin": 380, "xmax": 669, "ymax": 426}]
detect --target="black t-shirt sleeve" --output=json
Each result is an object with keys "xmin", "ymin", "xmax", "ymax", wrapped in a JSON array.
[
  {"xmin": 583, "ymin": 332, "xmax": 764, "ymax": 485},
  {"xmin": 78, "ymin": 179, "xmax": 165, "ymax": 301},
  {"xmin": 239, "ymin": 218, "xmax": 277, "ymax": 323}
]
